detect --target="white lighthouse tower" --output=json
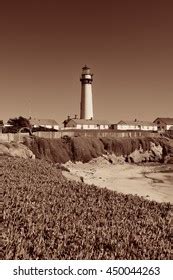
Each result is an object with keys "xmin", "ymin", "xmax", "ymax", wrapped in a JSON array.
[{"xmin": 80, "ymin": 65, "xmax": 94, "ymax": 120}]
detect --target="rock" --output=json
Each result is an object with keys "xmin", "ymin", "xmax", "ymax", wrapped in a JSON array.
[
  {"xmin": 128, "ymin": 142, "xmax": 163, "ymax": 163},
  {"xmin": 80, "ymin": 176, "xmax": 84, "ymax": 182},
  {"xmin": 128, "ymin": 150, "xmax": 142, "ymax": 163},
  {"xmin": 108, "ymin": 158, "xmax": 113, "ymax": 164},
  {"xmin": 150, "ymin": 142, "xmax": 162, "ymax": 160},
  {"xmin": 0, "ymin": 142, "xmax": 35, "ymax": 159},
  {"xmin": 128, "ymin": 149, "xmax": 150, "ymax": 163},
  {"xmin": 102, "ymin": 154, "xmax": 125, "ymax": 164}
]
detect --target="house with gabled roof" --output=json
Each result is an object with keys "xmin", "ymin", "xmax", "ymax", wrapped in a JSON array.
[
  {"xmin": 63, "ymin": 116, "xmax": 110, "ymax": 130},
  {"xmin": 113, "ymin": 120, "xmax": 157, "ymax": 131},
  {"xmin": 29, "ymin": 118, "xmax": 59, "ymax": 131},
  {"xmin": 153, "ymin": 117, "xmax": 173, "ymax": 131}
]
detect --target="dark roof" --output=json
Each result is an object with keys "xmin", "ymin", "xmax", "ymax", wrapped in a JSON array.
[
  {"xmin": 30, "ymin": 118, "xmax": 59, "ymax": 126},
  {"xmin": 153, "ymin": 118, "xmax": 173, "ymax": 125},
  {"xmin": 117, "ymin": 120, "xmax": 156, "ymax": 126},
  {"xmin": 82, "ymin": 65, "xmax": 90, "ymax": 70},
  {"xmin": 67, "ymin": 118, "xmax": 110, "ymax": 125}
]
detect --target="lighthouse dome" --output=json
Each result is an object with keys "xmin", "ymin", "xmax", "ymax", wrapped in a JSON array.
[{"xmin": 82, "ymin": 65, "xmax": 91, "ymax": 75}]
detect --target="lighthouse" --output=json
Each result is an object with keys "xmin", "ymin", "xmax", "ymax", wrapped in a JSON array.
[{"xmin": 80, "ymin": 65, "xmax": 94, "ymax": 120}]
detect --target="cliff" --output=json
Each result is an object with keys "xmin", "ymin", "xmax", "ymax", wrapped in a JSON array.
[{"xmin": 23, "ymin": 136, "xmax": 173, "ymax": 164}]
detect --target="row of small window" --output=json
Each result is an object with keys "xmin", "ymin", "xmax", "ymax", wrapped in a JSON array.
[{"xmin": 76, "ymin": 125, "xmax": 107, "ymax": 128}]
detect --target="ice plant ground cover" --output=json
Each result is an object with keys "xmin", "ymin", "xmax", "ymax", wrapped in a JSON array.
[{"xmin": 1, "ymin": 156, "xmax": 172, "ymax": 260}]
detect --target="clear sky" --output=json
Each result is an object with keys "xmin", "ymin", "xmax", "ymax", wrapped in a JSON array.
[{"xmin": 0, "ymin": 0, "xmax": 172, "ymax": 124}]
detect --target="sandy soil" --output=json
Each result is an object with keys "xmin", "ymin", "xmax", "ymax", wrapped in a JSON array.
[{"xmin": 62, "ymin": 158, "xmax": 173, "ymax": 203}]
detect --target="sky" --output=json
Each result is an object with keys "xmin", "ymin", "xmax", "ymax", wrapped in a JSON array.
[{"xmin": 0, "ymin": 0, "xmax": 173, "ymax": 124}]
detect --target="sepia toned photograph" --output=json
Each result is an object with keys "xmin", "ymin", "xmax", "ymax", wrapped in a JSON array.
[{"xmin": 1, "ymin": 0, "xmax": 172, "ymax": 261}]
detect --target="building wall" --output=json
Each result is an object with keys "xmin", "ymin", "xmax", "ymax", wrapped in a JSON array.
[
  {"xmin": 141, "ymin": 125, "xmax": 157, "ymax": 131},
  {"xmin": 117, "ymin": 125, "xmax": 140, "ymax": 130},
  {"xmin": 155, "ymin": 121, "xmax": 166, "ymax": 131},
  {"xmin": 33, "ymin": 124, "xmax": 59, "ymax": 130},
  {"xmin": 117, "ymin": 124, "xmax": 157, "ymax": 131},
  {"xmin": 153, "ymin": 119, "xmax": 172, "ymax": 131},
  {"xmin": 54, "ymin": 125, "xmax": 59, "ymax": 130},
  {"xmin": 83, "ymin": 124, "xmax": 97, "ymax": 129},
  {"xmin": 155, "ymin": 123, "xmax": 173, "ymax": 131},
  {"xmin": 76, "ymin": 124, "xmax": 82, "ymax": 129},
  {"xmin": 65, "ymin": 121, "xmax": 109, "ymax": 130},
  {"xmin": 99, "ymin": 125, "xmax": 109, "ymax": 129},
  {"xmin": 166, "ymin": 125, "xmax": 173, "ymax": 130},
  {"xmin": 75, "ymin": 124, "xmax": 98, "ymax": 129},
  {"xmin": 45, "ymin": 125, "xmax": 52, "ymax": 129}
]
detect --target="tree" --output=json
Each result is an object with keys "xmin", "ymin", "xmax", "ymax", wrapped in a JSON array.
[{"xmin": 7, "ymin": 116, "xmax": 32, "ymax": 135}]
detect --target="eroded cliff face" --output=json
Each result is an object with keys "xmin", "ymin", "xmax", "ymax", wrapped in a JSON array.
[{"xmin": 22, "ymin": 136, "xmax": 173, "ymax": 164}]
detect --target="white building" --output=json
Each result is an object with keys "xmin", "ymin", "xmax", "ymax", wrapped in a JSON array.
[
  {"xmin": 30, "ymin": 118, "xmax": 59, "ymax": 130},
  {"xmin": 153, "ymin": 117, "xmax": 173, "ymax": 131},
  {"xmin": 63, "ymin": 118, "xmax": 110, "ymax": 130},
  {"xmin": 80, "ymin": 65, "xmax": 94, "ymax": 120},
  {"xmin": 114, "ymin": 120, "xmax": 158, "ymax": 131},
  {"xmin": 63, "ymin": 66, "xmax": 110, "ymax": 130}
]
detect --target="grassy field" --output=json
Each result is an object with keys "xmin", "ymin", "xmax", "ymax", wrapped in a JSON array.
[{"xmin": 2, "ymin": 156, "xmax": 172, "ymax": 259}]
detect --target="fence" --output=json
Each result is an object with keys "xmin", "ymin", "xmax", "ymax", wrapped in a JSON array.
[{"xmin": 0, "ymin": 129, "xmax": 159, "ymax": 143}]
